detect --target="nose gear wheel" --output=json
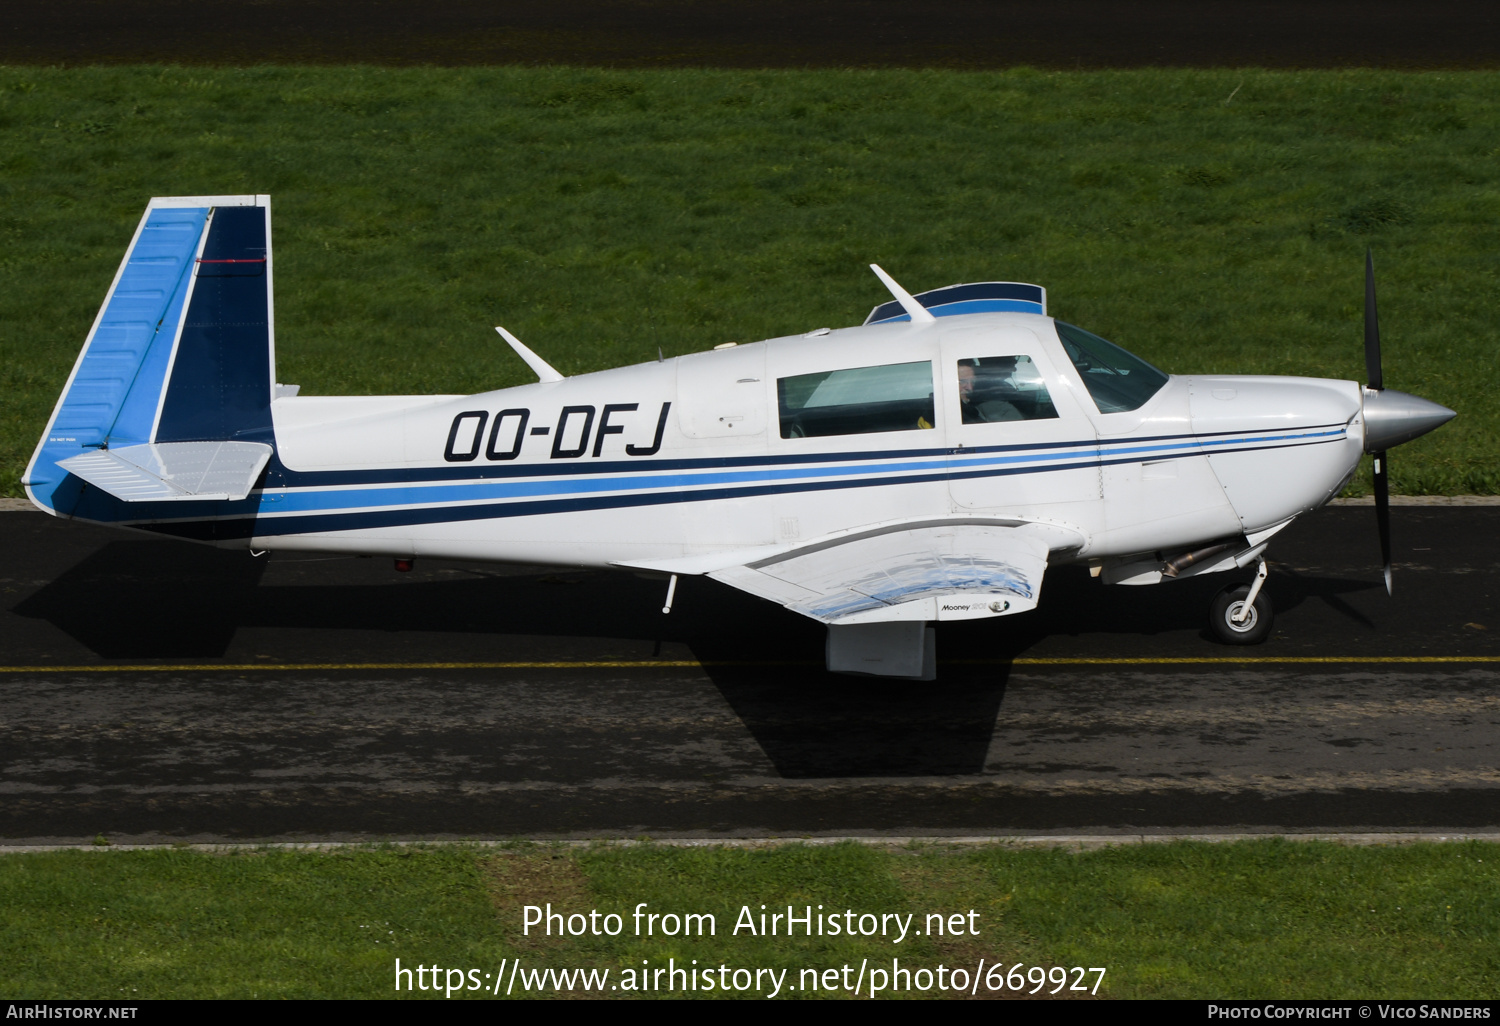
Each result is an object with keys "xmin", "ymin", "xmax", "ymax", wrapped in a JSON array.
[{"xmin": 1210, "ymin": 582, "xmax": 1274, "ymax": 645}]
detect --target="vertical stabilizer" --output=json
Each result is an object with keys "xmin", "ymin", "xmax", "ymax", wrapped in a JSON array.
[{"xmin": 26, "ymin": 196, "xmax": 276, "ymax": 516}]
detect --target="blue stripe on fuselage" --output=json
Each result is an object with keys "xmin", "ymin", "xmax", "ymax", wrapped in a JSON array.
[
  {"xmin": 138, "ymin": 426, "xmax": 1349, "ymax": 542},
  {"xmin": 261, "ymin": 443, "xmax": 1106, "ymax": 515},
  {"xmin": 868, "ymin": 298, "xmax": 1046, "ymax": 324},
  {"xmin": 105, "ymin": 423, "xmax": 1347, "ymax": 540},
  {"xmin": 257, "ymin": 424, "xmax": 1346, "ymax": 517},
  {"xmin": 263, "ymin": 420, "xmax": 1347, "ymax": 489}
]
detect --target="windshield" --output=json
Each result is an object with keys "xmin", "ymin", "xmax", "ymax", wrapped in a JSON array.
[{"xmin": 1054, "ymin": 321, "xmax": 1168, "ymax": 413}]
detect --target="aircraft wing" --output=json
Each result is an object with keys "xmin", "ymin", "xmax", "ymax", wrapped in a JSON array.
[
  {"xmin": 57, "ymin": 441, "xmax": 273, "ymax": 502},
  {"xmin": 705, "ymin": 523, "xmax": 1053, "ymax": 625}
]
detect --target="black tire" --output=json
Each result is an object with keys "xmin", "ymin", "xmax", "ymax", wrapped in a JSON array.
[{"xmin": 1209, "ymin": 582, "xmax": 1273, "ymax": 645}]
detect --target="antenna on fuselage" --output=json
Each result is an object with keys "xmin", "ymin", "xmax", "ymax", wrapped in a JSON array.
[
  {"xmin": 494, "ymin": 325, "xmax": 564, "ymax": 383},
  {"xmin": 869, "ymin": 264, "xmax": 936, "ymax": 325}
]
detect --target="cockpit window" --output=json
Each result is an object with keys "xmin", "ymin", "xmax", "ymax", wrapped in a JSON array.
[
  {"xmin": 1054, "ymin": 321, "xmax": 1168, "ymax": 413},
  {"xmin": 778, "ymin": 360, "xmax": 935, "ymax": 438}
]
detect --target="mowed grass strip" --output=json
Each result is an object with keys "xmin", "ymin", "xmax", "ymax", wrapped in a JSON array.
[
  {"xmin": 0, "ymin": 840, "xmax": 1495, "ymax": 999},
  {"xmin": 1, "ymin": 66, "xmax": 1496, "ymax": 497}
]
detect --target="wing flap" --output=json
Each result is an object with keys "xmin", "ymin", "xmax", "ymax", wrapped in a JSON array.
[
  {"xmin": 709, "ymin": 524, "xmax": 1051, "ymax": 624},
  {"xmin": 58, "ymin": 441, "xmax": 273, "ymax": 502}
]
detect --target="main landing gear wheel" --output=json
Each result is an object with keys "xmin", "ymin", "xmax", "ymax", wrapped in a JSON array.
[{"xmin": 1210, "ymin": 582, "xmax": 1274, "ymax": 645}]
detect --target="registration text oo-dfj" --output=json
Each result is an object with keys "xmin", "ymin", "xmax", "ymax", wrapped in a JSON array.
[{"xmin": 26, "ymin": 197, "xmax": 1454, "ymax": 678}]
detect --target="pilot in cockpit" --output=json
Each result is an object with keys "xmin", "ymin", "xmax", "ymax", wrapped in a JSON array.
[{"xmin": 958, "ymin": 357, "xmax": 1025, "ymax": 424}]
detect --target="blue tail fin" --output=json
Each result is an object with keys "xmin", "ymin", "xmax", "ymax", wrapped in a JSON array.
[{"xmin": 26, "ymin": 196, "xmax": 277, "ymax": 516}]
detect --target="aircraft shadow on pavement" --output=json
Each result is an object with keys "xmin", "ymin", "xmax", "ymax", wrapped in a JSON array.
[
  {"xmin": 699, "ymin": 662, "xmax": 1013, "ymax": 777},
  {"xmin": 13, "ymin": 540, "xmax": 269, "ymax": 658},
  {"xmin": 12, "ymin": 538, "xmax": 1383, "ymax": 778},
  {"xmin": 16, "ymin": 541, "xmax": 1360, "ymax": 657},
  {"xmin": 1269, "ymin": 566, "xmax": 1381, "ymax": 628}
]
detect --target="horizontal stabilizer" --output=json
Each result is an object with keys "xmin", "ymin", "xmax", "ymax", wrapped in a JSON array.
[{"xmin": 58, "ymin": 441, "xmax": 272, "ymax": 502}]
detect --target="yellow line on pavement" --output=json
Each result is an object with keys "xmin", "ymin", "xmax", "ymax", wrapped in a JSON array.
[{"xmin": 0, "ymin": 655, "xmax": 1497, "ymax": 673}]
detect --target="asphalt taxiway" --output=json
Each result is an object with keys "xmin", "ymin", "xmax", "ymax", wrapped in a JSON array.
[{"xmin": 1, "ymin": 503, "xmax": 1496, "ymax": 843}]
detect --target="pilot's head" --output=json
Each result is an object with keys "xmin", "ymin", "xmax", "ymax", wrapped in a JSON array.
[
  {"xmin": 958, "ymin": 358, "xmax": 1017, "ymax": 402},
  {"xmin": 958, "ymin": 362, "xmax": 978, "ymax": 400}
]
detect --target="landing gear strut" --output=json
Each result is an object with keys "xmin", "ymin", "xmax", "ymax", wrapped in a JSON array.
[{"xmin": 1209, "ymin": 557, "xmax": 1273, "ymax": 645}]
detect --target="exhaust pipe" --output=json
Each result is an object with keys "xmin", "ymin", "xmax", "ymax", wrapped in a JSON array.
[{"xmin": 1162, "ymin": 541, "xmax": 1237, "ymax": 578}]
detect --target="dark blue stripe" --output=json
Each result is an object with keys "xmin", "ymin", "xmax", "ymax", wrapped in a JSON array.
[
  {"xmin": 69, "ymin": 421, "xmax": 1347, "ymax": 532},
  {"xmin": 268, "ymin": 420, "xmax": 1347, "ymax": 488},
  {"xmin": 147, "ymin": 467, "xmax": 959, "ymax": 540},
  {"xmin": 950, "ymin": 435, "xmax": 1347, "ymax": 484},
  {"xmin": 865, "ymin": 281, "xmax": 1045, "ymax": 326},
  {"xmin": 868, "ymin": 299, "xmax": 1045, "ymax": 324},
  {"xmin": 272, "ymin": 441, "xmax": 963, "ymax": 486},
  {"xmin": 138, "ymin": 430, "xmax": 1347, "ymax": 542}
]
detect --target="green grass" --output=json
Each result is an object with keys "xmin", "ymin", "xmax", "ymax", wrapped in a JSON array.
[
  {"xmin": 2, "ymin": 66, "xmax": 1497, "ymax": 496},
  {"xmin": 1, "ymin": 841, "xmax": 1495, "ymax": 998}
]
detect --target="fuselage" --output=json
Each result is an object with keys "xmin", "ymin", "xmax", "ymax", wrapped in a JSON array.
[{"xmin": 223, "ymin": 312, "xmax": 1366, "ymax": 571}]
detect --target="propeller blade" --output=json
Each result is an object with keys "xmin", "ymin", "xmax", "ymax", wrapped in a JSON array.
[
  {"xmin": 1373, "ymin": 449, "xmax": 1392, "ymax": 595},
  {"xmin": 1365, "ymin": 248, "xmax": 1383, "ymax": 391}
]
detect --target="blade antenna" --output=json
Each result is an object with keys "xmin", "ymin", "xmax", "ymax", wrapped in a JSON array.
[
  {"xmin": 1364, "ymin": 249, "xmax": 1391, "ymax": 594},
  {"xmin": 869, "ymin": 264, "xmax": 936, "ymax": 325},
  {"xmin": 495, "ymin": 326, "xmax": 564, "ymax": 383}
]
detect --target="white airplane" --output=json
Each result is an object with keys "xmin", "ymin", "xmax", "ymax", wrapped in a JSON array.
[{"xmin": 25, "ymin": 195, "xmax": 1456, "ymax": 679}]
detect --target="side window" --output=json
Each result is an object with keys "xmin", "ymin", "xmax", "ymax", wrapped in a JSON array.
[
  {"xmin": 778, "ymin": 360, "xmax": 936, "ymax": 439},
  {"xmin": 956, "ymin": 355, "xmax": 1058, "ymax": 424}
]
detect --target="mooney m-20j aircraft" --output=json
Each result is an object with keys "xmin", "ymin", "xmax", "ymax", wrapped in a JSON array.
[{"xmin": 26, "ymin": 196, "xmax": 1456, "ymax": 678}]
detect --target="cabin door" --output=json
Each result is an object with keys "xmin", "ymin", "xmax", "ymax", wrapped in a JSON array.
[{"xmin": 940, "ymin": 325, "xmax": 1102, "ymax": 511}]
